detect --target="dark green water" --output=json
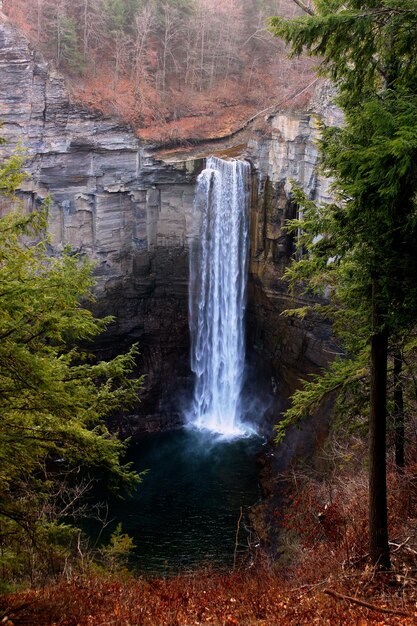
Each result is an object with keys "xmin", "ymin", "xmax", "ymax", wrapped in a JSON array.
[{"xmin": 107, "ymin": 427, "xmax": 262, "ymax": 575}]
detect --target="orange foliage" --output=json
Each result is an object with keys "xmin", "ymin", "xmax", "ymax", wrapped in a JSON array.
[{"xmin": 3, "ymin": 0, "xmax": 316, "ymax": 143}]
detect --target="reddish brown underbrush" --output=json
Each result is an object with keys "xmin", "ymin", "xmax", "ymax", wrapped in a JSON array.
[
  {"xmin": 274, "ymin": 449, "xmax": 417, "ymax": 581},
  {"xmin": 2, "ymin": 565, "xmax": 417, "ymax": 626}
]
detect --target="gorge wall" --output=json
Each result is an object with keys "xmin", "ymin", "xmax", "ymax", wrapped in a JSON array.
[
  {"xmin": 0, "ymin": 10, "xmax": 339, "ymax": 431},
  {"xmin": 0, "ymin": 12, "xmax": 199, "ymax": 427},
  {"xmin": 246, "ymin": 97, "xmax": 342, "ymax": 424}
]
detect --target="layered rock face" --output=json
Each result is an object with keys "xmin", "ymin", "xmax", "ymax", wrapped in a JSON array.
[
  {"xmin": 0, "ymin": 9, "xmax": 340, "ymax": 431},
  {"xmin": 246, "ymin": 100, "xmax": 343, "ymax": 420},
  {"xmin": 0, "ymin": 13, "xmax": 199, "ymax": 426}
]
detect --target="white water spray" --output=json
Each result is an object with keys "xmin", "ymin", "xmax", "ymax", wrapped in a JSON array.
[{"xmin": 188, "ymin": 156, "xmax": 251, "ymax": 437}]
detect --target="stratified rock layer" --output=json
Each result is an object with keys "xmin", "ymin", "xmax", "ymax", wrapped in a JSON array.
[
  {"xmin": 0, "ymin": 12, "xmax": 199, "ymax": 426},
  {"xmin": 246, "ymin": 111, "xmax": 335, "ymax": 402},
  {"xmin": 0, "ymin": 10, "xmax": 340, "ymax": 431}
]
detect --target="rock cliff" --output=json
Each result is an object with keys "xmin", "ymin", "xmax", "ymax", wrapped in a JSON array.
[
  {"xmin": 246, "ymin": 103, "xmax": 342, "ymax": 414},
  {"xmin": 0, "ymin": 12, "xmax": 199, "ymax": 426},
  {"xmin": 0, "ymin": 10, "xmax": 339, "ymax": 430}
]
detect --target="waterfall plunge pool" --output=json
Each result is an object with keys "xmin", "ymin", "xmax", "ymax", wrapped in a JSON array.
[{"xmin": 99, "ymin": 427, "xmax": 263, "ymax": 576}]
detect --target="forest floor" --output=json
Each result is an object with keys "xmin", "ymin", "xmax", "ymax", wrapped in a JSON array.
[{"xmin": 2, "ymin": 565, "xmax": 417, "ymax": 625}]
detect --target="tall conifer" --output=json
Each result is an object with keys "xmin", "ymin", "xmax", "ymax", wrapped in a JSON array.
[{"xmin": 271, "ymin": 0, "xmax": 417, "ymax": 568}]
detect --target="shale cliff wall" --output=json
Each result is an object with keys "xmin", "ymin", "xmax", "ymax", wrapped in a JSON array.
[
  {"xmin": 246, "ymin": 100, "xmax": 342, "ymax": 414},
  {"xmin": 0, "ymin": 10, "xmax": 339, "ymax": 428},
  {"xmin": 0, "ymin": 12, "xmax": 199, "ymax": 425}
]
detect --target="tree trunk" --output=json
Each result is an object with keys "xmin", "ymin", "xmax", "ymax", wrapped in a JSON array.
[
  {"xmin": 369, "ymin": 279, "xmax": 390, "ymax": 569},
  {"xmin": 83, "ymin": 0, "xmax": 89, "ymax": 60},
  {"xmin": 393, "ymin": 350, "xmax": 405, "ymax": 469},
  {"xmin": 36, "ymin": 0, "xmax": 42, "ymax": 43}
]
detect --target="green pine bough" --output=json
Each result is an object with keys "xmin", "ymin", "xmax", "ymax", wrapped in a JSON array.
[{"xmin": 0, "ymin": 142, "xmax": 143, "ymax": 587}]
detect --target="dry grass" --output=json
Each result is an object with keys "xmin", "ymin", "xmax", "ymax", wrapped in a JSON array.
[{"xmin": 2, "ymin": 565, "xmax": 417, "ymax": 625}]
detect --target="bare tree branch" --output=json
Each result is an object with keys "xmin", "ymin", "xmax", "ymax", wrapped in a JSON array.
[
  {"xmin": 290, "ymin": 0, "xmax": 315, "ymax": 16},
  {"xmin": 324, "ymin": 589, "xmax": 411, "ymax": 617}
]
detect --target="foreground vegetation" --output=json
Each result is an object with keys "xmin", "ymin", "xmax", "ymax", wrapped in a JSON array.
[
  {"xmin": 0, "ymin": 146, "xmax": 143, "ymax": 590},
  {"xmin": 2, "ymin": 408, "xmax": 417, "ymax": 623},
  {"xmin": 2, "ymin": 569, "xmax": 416, "ymax": 625},
  {"xmin": 2, "ymin": 428, "xmax": 417, "ymax": 623},
  {"xmin": 272, "ymin": 0, "xmax": 417, "ymax": 568}
]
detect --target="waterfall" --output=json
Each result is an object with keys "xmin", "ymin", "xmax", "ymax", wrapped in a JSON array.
[{"xmin": 188, "ymin": 156, "xmax": 251, "ymax": 437}]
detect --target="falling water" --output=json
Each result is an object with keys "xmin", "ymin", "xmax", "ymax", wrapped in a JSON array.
[{"xmin": 188, "ymin": 156, "xmax": 251, "ymax": 437}]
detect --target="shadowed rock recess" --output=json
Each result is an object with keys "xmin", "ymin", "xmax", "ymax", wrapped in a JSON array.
[{"xmin": 0, "ymin": 10, "xmax": 340, "ymax": 432}]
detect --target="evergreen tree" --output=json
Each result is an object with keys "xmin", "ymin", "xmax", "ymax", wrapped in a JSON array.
[
  {"xmin": 0, "ymin": 147, "xmax": 143, "ymax": 584},
  {"xmin": 102, "ymin": 0, "xmax": 143, "ymax": 33},
  {"xmin": 37, "ymin": 1, "xmax": 83, "ymax": 71},
  {"xmin": 58, "ymin": 14, "xmax": 83, "ymax": 70},
  {"xmin": 271, "ymin": 1, "xmax": 417, "ymax": 568}
]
